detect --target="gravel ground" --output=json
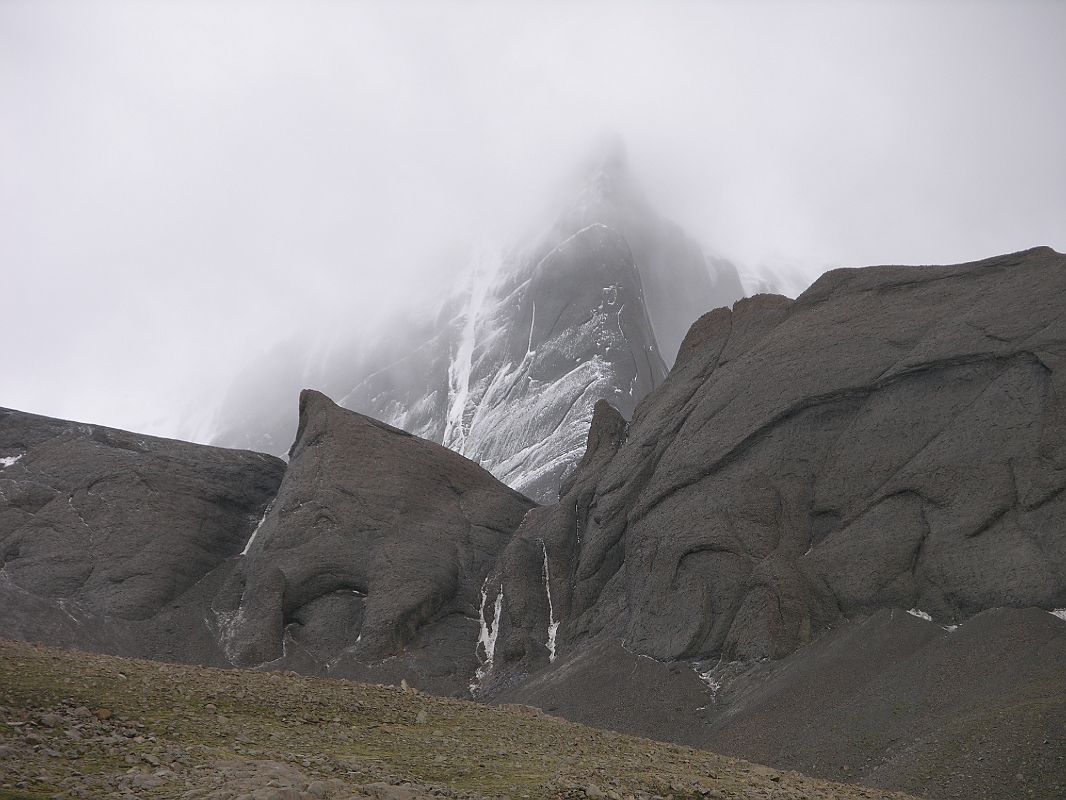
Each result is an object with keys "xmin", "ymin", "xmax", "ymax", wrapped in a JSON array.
[{"xmin": 0, "ymin": 639, "xmax": 918, "ymax": 800}]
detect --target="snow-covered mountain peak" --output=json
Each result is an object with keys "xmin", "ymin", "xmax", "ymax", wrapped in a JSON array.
[{"xmin": 211, "ymin": 151, "xmax": 745, "ymax": 500}]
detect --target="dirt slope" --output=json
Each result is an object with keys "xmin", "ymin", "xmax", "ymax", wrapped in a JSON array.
[{"xmin": 0, "ymin": 639, "xmax": 916, "ymax": 800}]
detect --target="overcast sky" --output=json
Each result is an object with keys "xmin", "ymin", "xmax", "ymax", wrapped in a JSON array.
[{"xmin": 3, "ymin": 0, "xmax": 1065, "ymax": 439}]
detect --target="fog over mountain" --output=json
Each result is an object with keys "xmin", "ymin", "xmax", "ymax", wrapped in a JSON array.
[{"xmin": 3, "ymin": 0, "xmax": 1065, "ymax": 442}]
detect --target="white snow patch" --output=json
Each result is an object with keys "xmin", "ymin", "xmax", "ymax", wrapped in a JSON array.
[
  {"xmin": 540, "ymin": 540, "xmax": 559, "ymax": 663},
  {"xmin": 1050, "ymin": 608, "xmax": 1066, "ymax": 622},
  {"xmin": 907, "ymin": 608, "xmax": 934, "ymax": 622},
  {"xmin": 695, "ymin": 667, "xmax": 722, "ymax": 694},
  {"xmin": 943, "ymin": 624, "xmax": 959, "ymax": 632},
  {"xmin": 215, "ymin": 607, "xmax": 248, "ymax": 664},
  {"xmin": 693, "ymin": 656, "xmax": 726, "ymax": 696},
  {"xmin": 241, "ymin": 501, "xmax": 274, "ymax": 556},
  {"xmin": 0, "ymin": 454, "xmax": 23, "ymax": 468},
  {"xmin": 472, "ymin": 578, "xmax": 504, "ymax": 692}
]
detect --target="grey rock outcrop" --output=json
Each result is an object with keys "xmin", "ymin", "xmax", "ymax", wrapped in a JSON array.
[
  {"xmin": 0, "ymin": 406, "xmax": 284, "ymax": 657},
  {"xmin": 213, "ymin": 390, "xmax": 535, "ymax": 694},
  {"xmin": 483, "ymin": 246, "xmax": 1066, "ymax": 680}
]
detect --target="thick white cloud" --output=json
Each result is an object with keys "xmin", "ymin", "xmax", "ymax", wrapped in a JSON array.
[{"xmin": 2, "ymin": 0, "xmax": 1064, "ymax": 437}]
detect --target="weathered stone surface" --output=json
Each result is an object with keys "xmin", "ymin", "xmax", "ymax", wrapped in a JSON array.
[
  {"xmin": 0, "ymin": 406, "xmax": 284, "ymax": 655},
  {"xmin": 485, "ymin": 246, "xmax": 1066, "ymax": 679},
  {"xmin": 214, "ymin": 390, "xmax": 535, "ymax": 694}
]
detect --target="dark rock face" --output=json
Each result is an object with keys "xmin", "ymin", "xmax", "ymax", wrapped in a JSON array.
[
  {"xmin": 483, "ymin": 246, "xmax": 1066, "ymax": 682},
  {"xmin": 0, "ymin": 406, "xmax": 284, "ymax": 657},
  {"xmin": 213, "ymin": 390, "xmax": 535, "ymax": 695},
  {"xmin": 211, "ymin": 147, "xmax": 743, "ymax": 503}
]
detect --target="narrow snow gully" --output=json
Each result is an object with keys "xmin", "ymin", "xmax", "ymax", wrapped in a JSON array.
[
  {"xmin": 471, "ymin": 577, "xmax": 504, "ymax": 693},
  {"xmin": 526, "ymin": 299, "xmax": 537, "ymax": 356},
  {"xmin": 540, "ymin": 539, "xmax": 559, "ymax": 663},
  {"xmin": 240, "ymin": 500, "xmax": 274, "ymax": 556},
  {"xmin": 443, "ymin": 248, "xmax": 496, "ymax": 454}
]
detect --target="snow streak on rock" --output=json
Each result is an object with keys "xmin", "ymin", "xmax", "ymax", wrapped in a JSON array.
[
  {"xmin": 240, "ymin": 501, "xmax": 274, "ymax": 556},
  {"xmin": 527, "ymin": 299, "xmax": 537, "ymax": 355},
  {"xmin": 540, "ymin": 540, "xmax": 559, "ymax": 663},
  {"xmin": 0, "ymin": 454, "xmax": 23, "ymax": 468},
  {"xmin": 443, "ymin": 250, "xmax": 495, "ymax": 453},
  {"xmin": 472, "ymin": 578, "xmax": 504, "ymax": 692},
  {"xmin": 1051, "ymin": 608, "xmax": 1066, "ymax": 622}
]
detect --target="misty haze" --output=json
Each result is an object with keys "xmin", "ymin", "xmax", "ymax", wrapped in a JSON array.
[
  {"xmin": 5, "ymin": 1, "xmax": 1064, "ymax": 442},
  {"xmin": 2, "ymin": 2, "xmax": 1066, "ymax": 799}
]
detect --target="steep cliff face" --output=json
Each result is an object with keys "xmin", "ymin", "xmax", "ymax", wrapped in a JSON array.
[
  {"xmin": 480, "ymin": 246, "xmax": 1066, "ymax": 682},
  {"xmin": 211, "ymin": 148, "xmax": 743, "ymax": 502},
  {"xmin": 212, "ymin": 390, "xmax": 535, "ymax": 695}
]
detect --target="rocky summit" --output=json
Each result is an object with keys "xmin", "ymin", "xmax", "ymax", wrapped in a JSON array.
[
  {"xmin": 211, "ymin": 144, "xmax": 744, "ymax": 502},
  {"xmin": 214, "ymin": 389, "xmax": 535, "ymax": 695},
  {"xmin": 1, "ymin": 246, "xmax": 1065, "ymax": 799}
]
